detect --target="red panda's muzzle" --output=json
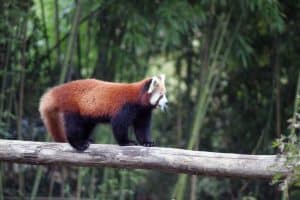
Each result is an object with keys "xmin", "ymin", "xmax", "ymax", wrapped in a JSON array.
[{"xmin": 155, "ymin": 94, "xmax": 168, "ymax": 111}]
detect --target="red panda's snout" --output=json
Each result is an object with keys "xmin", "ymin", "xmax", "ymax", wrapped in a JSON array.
[{"xmin": 158, "ymin": 94, "xmax": 168, "ymax": 111}]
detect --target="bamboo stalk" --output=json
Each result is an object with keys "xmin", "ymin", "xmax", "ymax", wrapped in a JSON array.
[
  {"xmin": 39, "ymin": 0, "xmax": 51, "ymax": 66},
  {"xmin": 59, "ymin": 0, "xmax": 82, "ymax": 83},
  {"xmin": 119, "ymin": 170, "xmax": 127, "ymax": 200},
  {"xmin": 54, "ymin": 0, "xmax": 61, "ymax": 63},
  {"xmin": 274, "ymin": 39, "xmax": 281, "ymax": 138},
  {"xmin": 190, "ymin": 141, "xmax": 199, "ymax": 200},
  {"xmin": 30, "ymin": 167, "xmax": 43, "ymax": 200},
  {"xmin": 291, "ymin": 72, "xmax": 300, "ymax": 135},
  {"xmin": 30, "ymin": 1, "xmax": 53, "ymax": 198},
  {"xmin": 99, "ymin": 168, "xmax": 110, "ymax": 199},
  {"xmin": 17, "ymin": 12, "xmax": 28, "ymax": 198},
  {"xmin": 31, "ymin": 1, "xmax": 83, "ymax": 198},
  {"xmin": 48, "ymin": 167, "xmax": 55, "ymax": 198},
  {"xmin": 0, "ymin": 164, "xmax": 4, "ymax": 200},
  {"xmin": 173, "ymin": 12, "xmax": 241, "ymax": 200},
  {"xmin": 76, "ymin": 167, "xmax": 84, "ymax": 200},
  {"xmin": 88, "ymin": 168, "xmax": 96, "ymax": 199}
]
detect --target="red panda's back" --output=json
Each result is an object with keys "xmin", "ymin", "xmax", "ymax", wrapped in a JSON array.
[
  {"xmin": 50, "ymin": 79, "xmax": 102, "ymax": 113},
  {"xmin": 48, "ymin": 79, "xmax": 144, "ymax": 117}
]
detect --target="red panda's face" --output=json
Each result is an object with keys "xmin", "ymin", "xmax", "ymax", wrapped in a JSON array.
[{"xmin": 147, "ymin": 74, "xmax": 168, "ymax": 111}]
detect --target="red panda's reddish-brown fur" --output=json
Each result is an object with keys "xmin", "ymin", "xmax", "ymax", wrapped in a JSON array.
[{"xmin": 39, "ymin": 78, "xmax": 151, "ymax": 143}]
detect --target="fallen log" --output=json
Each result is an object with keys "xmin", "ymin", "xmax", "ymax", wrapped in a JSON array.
[{"xmin": 0, "ymin": 139, "xmax": 290, "ymax": 179}]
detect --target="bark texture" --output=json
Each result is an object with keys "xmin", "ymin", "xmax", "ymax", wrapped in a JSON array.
[{"xmin": 0, "ymin": 139, "xmax": 290, "ymax": 179}]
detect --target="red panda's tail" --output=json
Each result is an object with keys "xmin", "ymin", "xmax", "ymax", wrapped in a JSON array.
[{"xmin": 39, "ymin": 92, "xmax": 67, "ymax": 142}]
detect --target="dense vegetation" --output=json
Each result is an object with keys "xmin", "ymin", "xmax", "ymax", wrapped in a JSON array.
[{"xmin": 0, "ymin": 0, "xmax": 299, "ymax": 199}]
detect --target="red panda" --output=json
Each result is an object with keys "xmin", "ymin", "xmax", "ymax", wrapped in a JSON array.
[{"xmin": 39, "ymin": 75, "xmax": 168, "ymax": 151}]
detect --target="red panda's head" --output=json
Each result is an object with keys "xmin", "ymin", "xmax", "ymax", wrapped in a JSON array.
[{"xmin": 146, "ymin": 74, "xmax": 168, "ymax": 111}]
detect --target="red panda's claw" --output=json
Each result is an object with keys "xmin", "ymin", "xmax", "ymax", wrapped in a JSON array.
[
  {"xmin": 71, "ymin": 140, "xmax": 91, "ymax": 152},
  {"xmin": 143, "ymin": 141, "xmax": 155, "ymax": 147}
]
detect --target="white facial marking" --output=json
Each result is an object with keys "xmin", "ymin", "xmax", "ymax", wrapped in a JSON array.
[
  {"xmin": 158, "ymin": 94, "xmax": 168, "ymax": 111},
  {"xmin": 147, "ymin": 76, "xmax": 159, "ymax": 94},
  {"xmin": 147, "ymin": 74, "xmax": 168, "ymax": 111},
  {"xmin": 149, "ymin": 91, "xmax": 161, "ymax": 105}
]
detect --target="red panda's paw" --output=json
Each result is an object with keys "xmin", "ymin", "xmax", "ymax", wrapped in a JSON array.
[
  {"xmin": 69, "ymin": 140, "xmax": 91, "ymax": 152},
  {"xmin": 143, "ymin": 141, "xmax": 155, "ymax": 147}
]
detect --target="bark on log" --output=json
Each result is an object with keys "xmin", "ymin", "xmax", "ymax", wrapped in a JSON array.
[{"xmin": 0, "ymin": 139, "xmax": 290, "ymax": 179}]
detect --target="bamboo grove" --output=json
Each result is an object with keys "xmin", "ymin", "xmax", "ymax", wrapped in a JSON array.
[{"xmin": 0, "ymin": 0, "xmax": 300, "ymax": 199}]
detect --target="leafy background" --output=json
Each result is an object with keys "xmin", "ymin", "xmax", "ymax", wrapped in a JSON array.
[{"xmin": 0, "ymin": 0, "xmax": 299, "ymax": 199}]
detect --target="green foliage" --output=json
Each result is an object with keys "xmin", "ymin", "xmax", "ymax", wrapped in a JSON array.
[
  {"xmin": 272, "ymin": 74, "xmax": 300, "ymax": 194},
  {"xmin": 0, "ymin": 0, "xmax": 300, "ymax": 199},
  {"xmin": 272, "ymin": 134, "xmax": 300, "ymax": 187}
]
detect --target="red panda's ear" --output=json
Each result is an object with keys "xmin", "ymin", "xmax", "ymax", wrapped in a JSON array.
[
  {"xmin": 147, "ymin": 77, "xmax": 159, "ymax": 94},
  {"xmin": 158, "ymin": 74, "xmax": 165, "ymax": 82},
  {"xmin": 143, "ymin": 79, "xmax": 152, "ymax": 93}
]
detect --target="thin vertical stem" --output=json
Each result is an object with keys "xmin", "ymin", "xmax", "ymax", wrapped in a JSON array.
[
  {"xmin": 0, "ymin": 42, "xmax": 10, "ymax": 119},
  {"xmin": 76, "ymin": 167, "xmax": 86, "ymax": 200},
  {"xmin": 76, "ymin": 23, "xmax": 82, "ymax": 75},
  {"xmin": 30, "ymin": 167, "xmax": 43, "ymax": 200},
  {"xmin": 48, "ymin": 179, "xmax": 54, "ymax": 198},
  {"xmin": 119, "ymin": 170, "xmax": 127, "ymax": 200},
  {"xmin": 85, "ymin": 18, "xmax": 92, "ymax": 71},
  {"xmin": 282, "ymin": 187, "xmax": 289, "ymax": 200},
  {"xmin": 190, "ymin": 141, "xmax": 198, "ymax": 200},
  {"xmin": 60, "ymin": 2, "xmax": 83, "ymax": 197},
  {"xmin": 275, "ymin": 40, "xmax": 281, "ymax": 138},
  {"xmin": 17, "ymin": 13, "xmax": 28, "ymax": 198},
  {"xmin": 291, "ymin": 72, "xmax": 300, "ymax": 135},
  {"xmin": 100, "ymin": 168, "xmax": 110, "ymax": 199},
  {"xmin": 54, "ymin": 0, "xmax": 61, "ymax": 63},
  {"xmin": 88, "ymin": 168, "xmax": 96, "ymax": 199},
  {"xmin": 30, "ymin": 1, "xmax": 53, "ymax": 198},
  {"xmin": 61, "ymin": 167, "xmax": 67, "ymax": 198},
  {"xmin": 59, "ymin": 0, "xmax": 82, "ymax": 83},
  {"xmin": 17, "ymin": 70, "xmax": 25, "ymax": 197},
  {"xmin": 176, "ymin": 103, "xmax": 183, "ymax": 146},
  {"xmin": 0, "ymin": 164, "xmax": 4, "ymax": 200},
  {"xmin": 39, "ymin": 0, "xmax": 51, "ymax": 66}
]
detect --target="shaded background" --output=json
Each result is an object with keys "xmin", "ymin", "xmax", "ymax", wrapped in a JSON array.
[{"xmin": 0, "ymin": 0, "xmax": 299, "ymax": 199}]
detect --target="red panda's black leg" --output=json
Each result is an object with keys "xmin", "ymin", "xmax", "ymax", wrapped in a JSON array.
[
  {"xmin": 133, "ymin": 109, "xmax": 154, "ymax": 147},
  {"xmin": 64, "ymin": 113, "xmax": 95, "ymax": 151},
  {"xmin": 111, "ymin": 104, "xmax": 139, "ymax": 146},
  {"xmin": 111, "ymin": 117, "xmax": 137, "ymax": 146}
]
